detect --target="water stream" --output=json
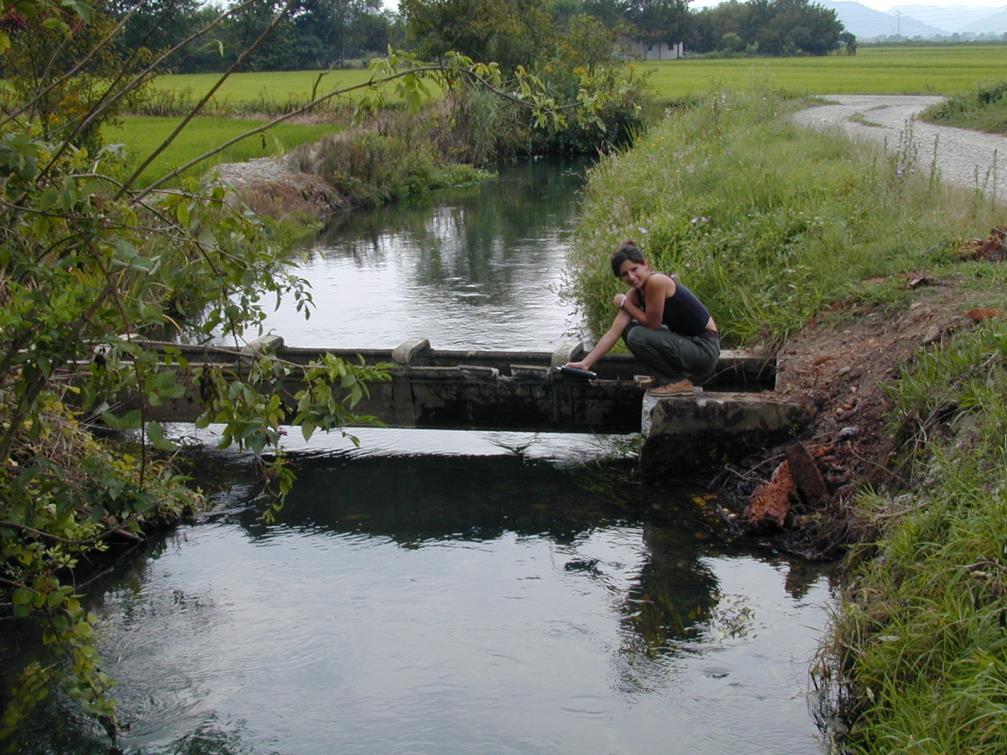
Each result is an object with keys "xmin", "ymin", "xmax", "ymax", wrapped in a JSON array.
[{"xmin": 5, "ymin": 159, "xmax": 835, "ymax": 753}]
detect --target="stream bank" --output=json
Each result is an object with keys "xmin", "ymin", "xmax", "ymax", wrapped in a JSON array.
[{"xmin": 559, "ymin": 87, "xmax": 1007, "ymax": 747}]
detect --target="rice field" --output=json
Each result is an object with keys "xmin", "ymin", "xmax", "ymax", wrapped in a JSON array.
[
  {"xmin": 145, "ymin": 68, "xmax": 432, "ymax": 113},
  {"xmin": 641, "ymin": 45, "xmax": 1007, "ymax": 99},
  {"xmin": 103, "ymin": 116, "xmax": 339, "ymax": 187},
  {"xmin": 145, "ymin": 45, "xmax": 1007, "ymax": 111}
]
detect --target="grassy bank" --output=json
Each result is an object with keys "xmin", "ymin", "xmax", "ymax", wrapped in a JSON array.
[
  {"xmin": 921, "ymin": 79, "xmax": 1007, "ymax": 134},
  {"xmin": 567, "ymin": 91, "xmax": 999, "ymax": 346},
  {"xmin": 103, "ymin": 116, "xmax": 340, "ymax": 187},
  {"xmin": 821, "ymin": 319, "xmax": 1007, "ymax": 751},
  {"xmin": 568, "ymin": 89, "xmax": 1007, "ymax": 748}
]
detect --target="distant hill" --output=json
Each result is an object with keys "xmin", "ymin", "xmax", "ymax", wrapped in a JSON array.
[
  {"xmin": 818, "ymin": 1, "xmax": 944, "ymax": 39},
  {"xmin": 962, "ymin": 9, "xmax": 1007, "ymax": 34},
  {"xmin": 889, "ymin": 5, "xmax": 997, "ymax": 33}
]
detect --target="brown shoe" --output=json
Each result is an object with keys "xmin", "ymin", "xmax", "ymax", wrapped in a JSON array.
[{"xmin": 647, "ymin": 379, "xmax": 695, "ymax": 397}]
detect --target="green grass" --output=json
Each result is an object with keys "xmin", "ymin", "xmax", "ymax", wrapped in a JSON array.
[
  {"xmin": 824, "ymin": 321, "xmax": 1007, "ymax": 752},
  {"xmin": 641, "ymin": 45, "xmax": 1007, "ymax": 101},
  {"xmin": 922, "ymin": 80, "xmax": 1007, "ymax": 134},
  {"xmin": 148, "ymin": 69, "xmax": 375, "ymax": 103},
  {"xmin": 143, "ymin": 68, "xmax": 441, "ymax": 115},
  {"xmin": 102, "ymin": 115, "xmax": 340, "ymax": 187},
  {"xmin": 567, "ymin": 90, "xmax": 1001, "ymax": 347}
]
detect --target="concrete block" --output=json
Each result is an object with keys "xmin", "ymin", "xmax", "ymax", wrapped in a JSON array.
[
  {"xmin": 550, "ymin": 341, "xmax": 586, "ymax": 368},
  {"xmin": 392, "ymin": 338, "xmax": 431, "ymax": 365},
  {"xmin": 640, "ymin": 392, "xmax": 812, "ymax": 476},
  {"xmin": 242, "ymin": 334, "xmax": 284, "ymax": 354}
]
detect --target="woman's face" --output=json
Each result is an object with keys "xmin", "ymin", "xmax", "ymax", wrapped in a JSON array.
[{"xmin": 618, "ymin": 259, "xmax": 651, "ymax": 289}]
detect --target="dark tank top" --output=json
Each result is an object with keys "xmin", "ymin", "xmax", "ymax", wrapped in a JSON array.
[{"xmin": 635, "ymin": 279, "xmax": 711, "ymax": 336}]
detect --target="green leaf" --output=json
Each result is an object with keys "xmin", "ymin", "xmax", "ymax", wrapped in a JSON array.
[
  {"xmin": 101, "ymin": 409, "xmax": 142, "ymax": 431},
  {"xmin": 12, "ymin": 587, "xmax": 33, "ymax": 606},
  {"xmin": 61, "ymin": 0, "xmax": 94, "ymax": 23},
  {"xmin": 145, "ymin": 421, "xmax": 175, "ymax": 451},
  {"xmin": 247, "ymin": 433, "xmax": 266, "ymax": 455},
  {"xmin": 41, "ymin": 17, "xmax": 71, "ymax": 35}
]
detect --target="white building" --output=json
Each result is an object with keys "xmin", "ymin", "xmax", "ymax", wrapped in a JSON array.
[{"xmin": 623, "ymin": 40, "xmax": 685, "ymax": 60}]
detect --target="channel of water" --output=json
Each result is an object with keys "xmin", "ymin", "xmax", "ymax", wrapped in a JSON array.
[{"xmin": 7, "ymin": 158, "xmax": 835, "ymax": 753}]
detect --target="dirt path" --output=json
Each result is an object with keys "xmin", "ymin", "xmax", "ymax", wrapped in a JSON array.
[{"xmin": 794, "ymin": 94, "xmax": 1007, "ymax": 199}]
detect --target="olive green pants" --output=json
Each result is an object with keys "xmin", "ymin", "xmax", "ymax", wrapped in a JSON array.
[{"xmin": 623, "ymin": 323, "xmax": 720, "ymax": 385}]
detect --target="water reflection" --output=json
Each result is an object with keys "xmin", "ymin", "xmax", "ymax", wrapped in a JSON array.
[
  {"xmin": 257, "ymin": 158, "xmax": 592, "ymax": 349},
  {"xmin": 230, "ymin": 455, "xmax": 805, "ymax": 701},
  {"xmin": 10, "ymin": 453, "xmax": 831, "ymax": 753}
]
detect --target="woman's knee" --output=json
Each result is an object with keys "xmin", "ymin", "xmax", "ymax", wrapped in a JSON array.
[{"xmin": 624, "ymin": 324, "xmax": 648, "ymax": 349}]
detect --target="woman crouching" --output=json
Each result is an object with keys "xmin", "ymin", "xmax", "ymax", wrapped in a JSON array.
[{"xmin": 565, "ymin": 240, "xmax": 720, "ymax": 396}]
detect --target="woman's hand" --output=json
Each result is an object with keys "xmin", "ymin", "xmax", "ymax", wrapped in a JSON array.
[
  {"xmin": 612, "ymin": 293, "xmax": 629, "ymax": 310},
  {"xmin": 564, "ymin": 359, "xmax": 593, "ymax": 371}
]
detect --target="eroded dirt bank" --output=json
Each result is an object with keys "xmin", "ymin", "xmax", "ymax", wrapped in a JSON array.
[
  {"xmin": 721, "ymin": 234, "xmax": 1005, "ymax": 559},
  {"xmin": 710, "ymin": 98, "xmax": 1007, "ymax": 558}
]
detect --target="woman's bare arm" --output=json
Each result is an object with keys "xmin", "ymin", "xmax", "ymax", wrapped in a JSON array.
[
  {"xmin": 565, "ymin": 310, "xmax": 632, "ymax": 370},
  {"xmin": 620, "ymin": 274, "xmax": 674, "ymax": 330}
]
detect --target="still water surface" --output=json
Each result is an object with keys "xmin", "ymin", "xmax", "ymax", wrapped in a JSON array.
[
  {"xmin": 245, "ymin": 156, "xmax": 590, "ymax": 350},
  {"xmin": 12, "ymin": 160, "xmax": 833, "ymax": 752}
]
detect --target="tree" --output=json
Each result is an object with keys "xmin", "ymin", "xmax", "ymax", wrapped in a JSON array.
[
  {"xmin": 688, "ymin": 0, "xmax": 844, "ymax": 56},
  {"xmin": 582, "ymin": 0, "xmax": 623, "ymax": 27},
  {"xmin": 0, "ymin": 0, "xmax": 389, "ymax": 741},
  {"xmin": 293, "ymin": 0, "xmax": 383, "ymax": 67},
  {"xmin": 557, "ymin": 12, "xmax": 619, "ymax": 73},
  {"xmin": 400, "ymin": 0, "xmax": 555, "ymax": 71},
  {"xmin": 720, "ymin": 30, "xmax": 744, "ymax": 53},
  {"xmin": 839, "ymin": 29, "xmax": 857, "ymax": 55},
  {"xmin": 620, "ymin": 0, "xmax": 691, "ymax": 49},
  {"xmin": 2, "ymin": 0, "xmax": 152, "ymax": 151},
  {"xmin": 224, "ymin": 0, "xmax": 300, "ymax": 71},
  {"xmin": 545, "ymin": 0, "xmax": 585, "ymax": 26}
]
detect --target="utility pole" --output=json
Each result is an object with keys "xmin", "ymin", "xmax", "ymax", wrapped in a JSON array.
[{"xmin": 895, "ymin": 9, "xmax": 902, "ymax": 36}]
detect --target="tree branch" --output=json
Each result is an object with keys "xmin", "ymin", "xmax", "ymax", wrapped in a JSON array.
[{"xmin": 117, "ymin": 0, "xmax": 298, "ymax": 200}]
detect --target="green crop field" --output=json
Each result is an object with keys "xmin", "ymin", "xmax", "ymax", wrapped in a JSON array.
[
  {"xmin": 144, "ymin": 46, "xmax": 1007, "ymax": 112},
  {"xmin": 147, "ymin": 68, "xmax": 434, "ymax": 112},
  {"xmin": 641, "ymin": 45, "xmax": 1007, "ymax": 100},
  {"xmin": 103, "ymin": 116, "xmax": 339, "ymax": 187}
]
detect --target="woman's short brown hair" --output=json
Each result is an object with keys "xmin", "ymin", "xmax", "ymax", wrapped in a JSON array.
[{"xmin": 610, "ymin": 240, "xmax": 646, "ymax": 277}]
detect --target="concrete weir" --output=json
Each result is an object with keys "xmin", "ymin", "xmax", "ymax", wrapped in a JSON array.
[
  {"xmin": 640, "ymin": 391, "xmax": 811, "ymax": 477},
  {"xmin": 126, "ymin": 337, "xmax": 812, "ymax": 473}
]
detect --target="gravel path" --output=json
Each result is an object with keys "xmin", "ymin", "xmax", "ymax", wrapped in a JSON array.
[{"xmin": 793, "ymin": 94, "xmax": 1007, "ymax": 200}]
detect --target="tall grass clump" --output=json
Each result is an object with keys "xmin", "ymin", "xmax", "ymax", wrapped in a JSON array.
[
  {"xmin": 568, "ymin": 89, "xmax": 999, "ymax": 347},
  {"xmin": 819, "ymin": 321, "xmax": 1007, "ymax": 751},
  {"xmin": 922, "ymin": 80, "xmax": 1007, "ymax": 135},
  {"xmin": 292, "ymin": 110, "xmax": 492, "ymax": 209}
]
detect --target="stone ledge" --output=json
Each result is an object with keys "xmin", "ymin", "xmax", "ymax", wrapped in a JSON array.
[{"xmin": 640, "ymin": 392, "xmax": 813, "ymax": 477}]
